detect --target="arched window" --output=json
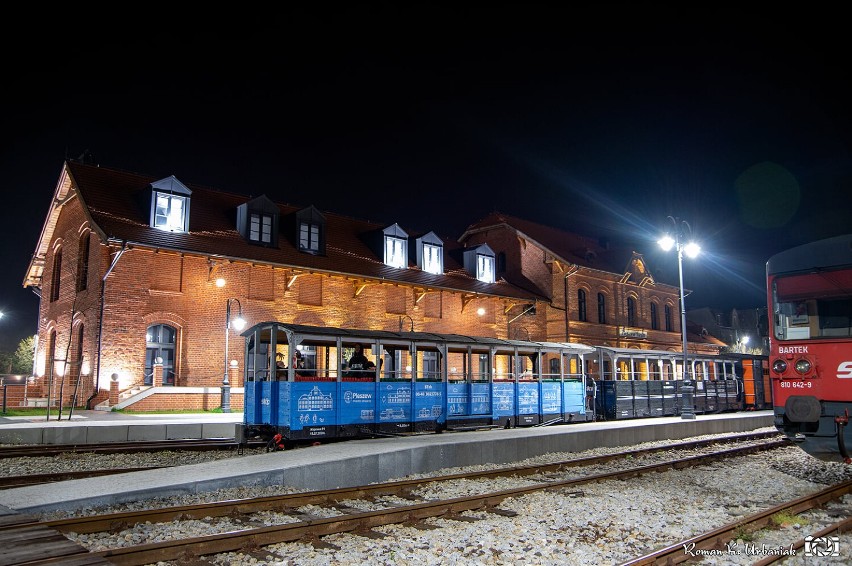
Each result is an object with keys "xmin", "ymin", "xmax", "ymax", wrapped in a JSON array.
[
  {"xmin": 664, "ymin": 305, "xmax": 673, "ymax": 332},
  {"xmin": 597, "ymin": 292, "xmax": 607, "ymax": 324},
  {"xmin": 47, "ymin": 329, "xmax": 57, "ymax": 380},
  {"xmin": 146, "ymin": 324, "xmax": 177, "ymax": 386},
  {"xmin": 76, "ymin": 232, "xmax": 90, "ymax": 292},
  {"xmin": 577, "ymin": 289, "xmax": 587, "ymax": 322},
  {"xmin": 650, "ymin": 303, "xmax": 659, "ymax": 330},
  {"xmin": 627, "ymin": 297, "xmax": 636, "ymax": 327},
  {"xmin": 50, "ymin": 248, "xmax": 62, "ymax": 302},
  {"xmin": 73, "ymin": 324, "xmax": 84, "ymax": 384}
]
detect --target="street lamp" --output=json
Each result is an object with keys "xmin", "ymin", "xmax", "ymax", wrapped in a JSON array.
[
  {"xmin": 223, "ymin": 298, "xmax": 246, "ymax": 413},
  {"xmin": 658, "ymin": 216, "xmax": 700, "ymax": 420},
  {"xmin": 398, "ymin": 314, "xmax": 414, "ymax": 332}
]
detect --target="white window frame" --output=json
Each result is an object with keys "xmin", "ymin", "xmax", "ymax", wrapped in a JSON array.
[
  {"xmin": 477, "ymin": 253, "xmax": 495, "ymax": 283},
  {"xmin": 154, "ymin": 193, "xmax": 187, "ymax": 232},
  {"xmin": 385, "ymin": 235, "xmax": 407, "ymax": 268},
  {"xmin": 250, "ymin": 213, "xmax": 273, "ymax": 243},
  {"xmin": 423, "ymin": 243, "xmax": 443, "ymax": 274},
  {"xmin": 300, "ymin": 221, "xmax": 320, "ymax": 252}
]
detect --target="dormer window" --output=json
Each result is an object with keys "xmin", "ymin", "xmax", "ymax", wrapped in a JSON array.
[
  {"xmin": 463, "ymin": 244, "xmax": 496, "ymax": 283},
  {"xmin": 415, "ymin": 231, "xmax": 444, "ymax": 275},
  {"xmin": 424, "ymin": 243, "xmax": 442, "ymax": 274},
  {"xmin": 300, "ymin": 221, "xmax": 320, "ymax": 253},
  {"xmin": 477, "ymin": 253, "xmax": 495, "ymax": 283},
  {"xmin": 250, "ymin": 213, "xmax": 273, "ymax": 244},
  {"xmin": 386, "ymin": 236, "xmax": 407, "ymax": 268},
  {"xmin": 295, "ymin": 206, "xmax": 326, "ymax": 255},
  {"xmin": 148, "ymin": 176, "xmax": 192, "ymax": 233},
  {"xmin": 383, "ymin": 224, "xmax": 409, "ymax": 268},
  {"xmin": 237, "ymin": 195, "xmax": 279, "ymax": 248}
]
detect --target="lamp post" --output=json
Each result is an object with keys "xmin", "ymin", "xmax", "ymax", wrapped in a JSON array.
[
  {"xmin": 223, "ymin": 298, "xmax": 246, "ymax": 413},
  {"xmin": 398, "ymin": 314, "xmax": 414, "ymax": 332},
  {"xmin": 658, "ymin": 216, "xmax": 700, "ymax": 420}
]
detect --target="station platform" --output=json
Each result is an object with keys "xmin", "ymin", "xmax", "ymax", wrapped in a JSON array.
[
  {"xmin": 0, "ymin": 411, "xmax": 775, "ymax": 514},
  {"xmin": 0, "ymin": 410, "xmax": 242, "ymax": 445}
]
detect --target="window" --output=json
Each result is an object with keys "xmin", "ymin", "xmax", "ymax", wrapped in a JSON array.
[
  {"xmin": 149, "ymin": 176, "xmax": 192, "ymax": 232},
  {"xmin": 463, "ymin": 244, "xmax": 495, "ymax": 283},
  {"xmin": 477, "ymin": 253, "xmax": 495, "ymax": 283},
  {"xmin": 300, "ymin": 221, "xmax": 320, "ymax": 253},
  {"xmin": 416, "ymin": 232, "xmax": 443, "ymax": 274},
  {"xmin": 627, "ymin": 297, "xmax": 636, "ymax": 327},
  {"xmin": 597, "ymin": 292, "xmax": 607, "ymax": 324},
  {"xmin": 665, "ymin": 305, "xmax": 673, "ymax": 332},
  {"xmin": 577, "ymin": 289, "xmax": 587, "ymax": 322},
  {"xmin": 296, "ymin": 206, "xmax": 325, "ymax": 255},
  {"xmin": 250, "ymin": 213, "xmax": 273, "ymax": 244},
  {"xmin": 423, "ymin": 243, "xmax": 442, "ymax": 274},
  {"xmin": 73, "ymin": 324, "xmax": 84, "ymax": 383},
  {"xmin": 154, "ymin": 193, "xmax": 188, "ymax": 232},
  {"xmin": 650, "ymin": 303, "xmax": 659, "ymax": 330},
  {"xmin": 238, "ymin": 195, "xmax": 279, "ymax": 248},
  {"xmin": 50, "ymin": 248, "xmax": 62, "ymax": 302},
  {"xmin": 146, "ymin": 324, "xmax": 177, "ymax": 386},
  {"xmin": 385, "ymin": 236, "xmax": 407, "ymax": 268},
  {"xmin": 76, "ymin": 232, "xmax": 90, "ymax": 292}
]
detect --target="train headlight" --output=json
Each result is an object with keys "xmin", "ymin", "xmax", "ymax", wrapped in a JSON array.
[
  {"xmin": 772, "ymin": 359, "xmax": 788, "ymax": 374},
  {"xmin": 794, "ymin": 358, "xmax": 812, "ymax": 375}
]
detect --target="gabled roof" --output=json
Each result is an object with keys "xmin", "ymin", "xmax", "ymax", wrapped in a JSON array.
[
  {"xmin": 25, "ymin": 161, "xmax": 542, "ymax": 303},
  {"xmin": 460, "ymin": 211, "xmax": 636, "ymax": 273},
  {"xmin": 460, "ymin": 212, "xmax": 675, "ymax": 290}
]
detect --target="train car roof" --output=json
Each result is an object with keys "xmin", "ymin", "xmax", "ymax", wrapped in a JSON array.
[
  {"xmin": 595, "ymin": 345, "xmax": 724, "ymax": 361},
  {"xmin": 766, "ymin": 233, "xmax": 852, "ymax": 276},
  {"xmin": 241, "ymin": 322, "xmax": 595, "ymax": 353}
]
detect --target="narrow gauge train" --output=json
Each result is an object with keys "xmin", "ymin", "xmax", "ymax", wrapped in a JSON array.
[
  {"xmin": 767, "ymin": 233, "xmax": 852, "ymax": 463},
  {"xmin": 590, "ymin": 347, "xmax": 770, "ymax": 420},
  {"xmin": 239, "ymin": 322, "xmax": 595, "ymax": 445},
  {"xmin": 238, "ymin": 322, "xmax": 769, "ymax": 447}
]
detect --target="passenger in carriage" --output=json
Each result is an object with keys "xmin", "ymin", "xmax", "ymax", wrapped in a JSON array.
[
  {"xmin": 275, "ymin": 352, "xmax": 287, "ymax": 380},
  {"xmin": 293, "ymin": 350, "xmax": 310, "ymax": 378},
  {"xmin": 346, "ymin": 343, "xmax": 371, "ymax": 377}
]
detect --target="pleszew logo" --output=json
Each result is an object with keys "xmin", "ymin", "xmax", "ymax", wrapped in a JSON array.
[{"xmin": 838, "ymin": 361, "xmax": 852, "ymax": 379}]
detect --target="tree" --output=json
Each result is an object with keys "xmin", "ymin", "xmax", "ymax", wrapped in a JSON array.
[{"xmin": 11, "ymin": 336, "xmax": 35, "ymax": 374}]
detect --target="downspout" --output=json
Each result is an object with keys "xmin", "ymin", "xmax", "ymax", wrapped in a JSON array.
[{"xmin": 86, "ymin": 242, "xmax": 128, "ymax": 409}]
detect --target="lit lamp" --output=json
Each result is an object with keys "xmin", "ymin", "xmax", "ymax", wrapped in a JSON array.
[
  {"xmin": 658, "ymin": 216, "xmax": 700, "ymax": 420},
  {"xmin": 223, "ymin": 298, "xmax": 246, "ymax": 413}
]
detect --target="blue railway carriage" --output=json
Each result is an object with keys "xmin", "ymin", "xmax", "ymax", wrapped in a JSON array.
[
  {"xmin": 590, "ymin": 346, "xmax": 745, "ymax": 420},
  {"xmin": 238, "ymin": 322, "xmax": 595, "ymax": 444}
]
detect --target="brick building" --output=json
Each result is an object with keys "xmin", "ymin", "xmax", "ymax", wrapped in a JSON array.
[{"xmin": 23, "ymin": 159, "xmax": 722, "ymax": 411}]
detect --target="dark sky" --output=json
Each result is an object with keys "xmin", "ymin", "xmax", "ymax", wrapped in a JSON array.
[{"xmin": 2, "ymin": 6, "xmax": 851, "ymax": 350}]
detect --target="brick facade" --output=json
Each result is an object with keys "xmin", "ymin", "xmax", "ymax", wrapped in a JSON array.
[{"xmin": 24, "ymin": 162, "xmax": 721, "ymax": 412}]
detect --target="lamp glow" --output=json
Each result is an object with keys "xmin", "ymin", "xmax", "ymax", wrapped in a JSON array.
[{"xmin": 659, "ymin": 215, "xmax": 700, "ymax": 420}]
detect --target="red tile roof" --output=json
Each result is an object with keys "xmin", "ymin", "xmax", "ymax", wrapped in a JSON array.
[
  {"xmin": 460, "ymin": 211, "xmax": 641, "ymax": 274},
  {"xmin": 65, "ymin": 161, "xmax": 542, "ymax": 301}
]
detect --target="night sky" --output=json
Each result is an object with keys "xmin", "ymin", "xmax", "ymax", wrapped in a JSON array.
[{"xmin": 2, "ymin": 6, "xmax": 850, "ymax": 350}]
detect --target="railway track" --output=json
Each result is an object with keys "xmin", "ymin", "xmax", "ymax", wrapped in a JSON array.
[
  {"xmin": 621, "ymin": 480, "xmax": 852, "ymax": 565},
  {"xmin": 2, "ymin": 432, "xmax": 793, "ymax": 565}
]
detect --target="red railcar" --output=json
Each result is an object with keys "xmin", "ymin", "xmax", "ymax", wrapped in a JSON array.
[{"xmin": 767, "ymin": 234, "xmax": 852, "ymax": 463}]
